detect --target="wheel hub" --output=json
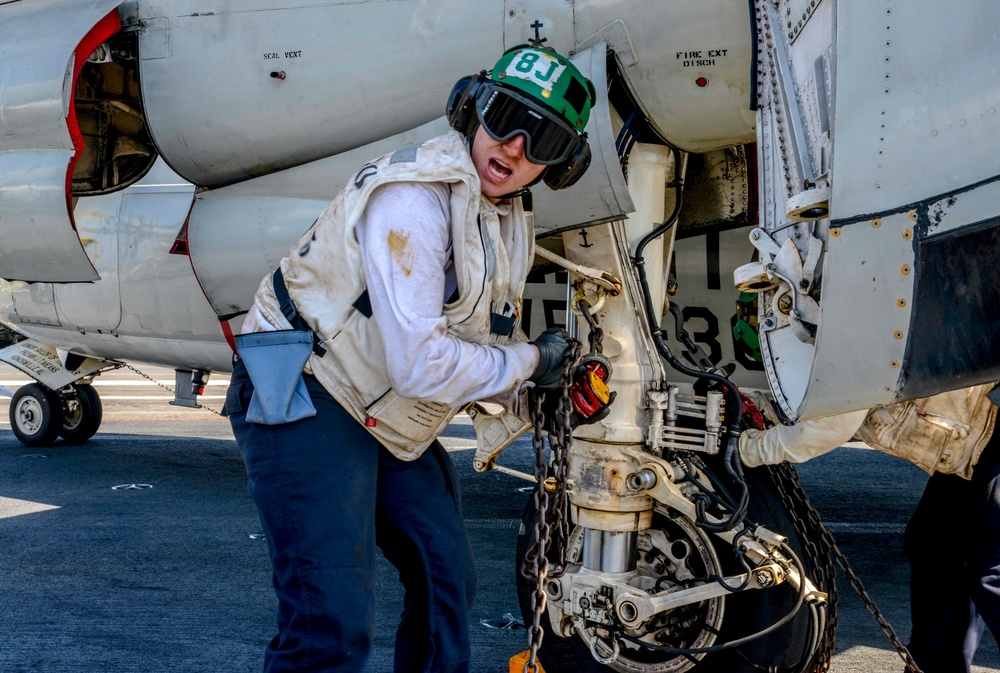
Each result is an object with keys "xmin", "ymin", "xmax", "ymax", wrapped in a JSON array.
[
  {"xmin": 561, "ymin": 512, "xmax": 724, "ymax": 673},
  {"xmin": 16, "ymin": 398, "xmax": 43, "ymax": 434}
]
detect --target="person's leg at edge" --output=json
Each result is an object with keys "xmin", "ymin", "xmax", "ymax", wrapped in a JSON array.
[
  {"xmin": 905, "ymin": 469, "xmax": 979, "ymax": 673},
  {"xmin": 376, "ymin": 440, "xmax": 478, "ymax": 673},
  {"xmin": 965, "ymin": 433, "xmax": 1000, "ymax": 655},
  {"xmin": 228, "ymin": 363, "xmax": 381, "ymax": 672}
]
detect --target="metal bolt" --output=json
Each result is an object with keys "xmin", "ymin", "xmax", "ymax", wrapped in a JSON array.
[{"xmin": 755, "ymin": 569, "xmax": 776, "ymax": 588}]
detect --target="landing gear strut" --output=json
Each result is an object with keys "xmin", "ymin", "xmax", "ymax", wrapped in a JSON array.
[{"xmin": 515, "ymin": 466, "xmax": 826, "ymax": 673}]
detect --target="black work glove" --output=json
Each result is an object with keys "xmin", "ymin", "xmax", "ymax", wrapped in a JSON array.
[{"xmin": 529, "ymin": 328, "xmax": 572, "ymax": 390}]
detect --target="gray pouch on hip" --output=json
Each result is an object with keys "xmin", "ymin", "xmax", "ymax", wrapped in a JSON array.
[{"xmin": 234, "ymin": 329, "xmax": 317, "ymax": 425}]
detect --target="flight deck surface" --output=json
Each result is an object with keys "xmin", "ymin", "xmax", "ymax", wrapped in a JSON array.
[{"xmin": 0, "ymin": 363, "xmax": 995, "ymax": 673}]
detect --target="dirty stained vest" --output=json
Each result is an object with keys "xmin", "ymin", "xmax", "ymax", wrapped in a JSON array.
[
  {"xmin": 857, "ymin": 384, "xmax": 998, "ymax": 479},
  {"xmin": 250, "ymin": 131, "xmax": 533, "ymax": 460}
]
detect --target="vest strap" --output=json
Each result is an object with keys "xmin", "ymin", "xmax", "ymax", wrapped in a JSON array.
[
  {"xmin": 353, "ymin": 290, "xmax": 373, "ymax": 319},
  {"xmin": 272, "ymin": 267, "xmax": 327, "ymax": 358}
]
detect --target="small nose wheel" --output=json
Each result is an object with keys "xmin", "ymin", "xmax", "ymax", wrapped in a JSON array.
[{"xmin": 10, "ymin": 383, "xmax": 64, "ymax": 447}]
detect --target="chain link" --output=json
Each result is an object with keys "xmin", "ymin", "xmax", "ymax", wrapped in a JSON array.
[
  {"xmin": 769, "ymin": 462, "xmax": 924, "ymax": 672},
  {"xmin": 122, "ymin": 362, "xmax": 223, "ymax": 417},
  {"xmin": 521, "ymin": 338, "xmax": 582, "ymax": 673}
]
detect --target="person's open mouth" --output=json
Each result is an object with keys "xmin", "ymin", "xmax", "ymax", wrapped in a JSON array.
[{"xmin": 488, "ymin": 158, "xmax": 513, "ymax": 181}]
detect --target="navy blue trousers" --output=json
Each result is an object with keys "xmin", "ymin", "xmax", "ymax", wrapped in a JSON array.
[
  {"xmin": 904, "ymin": 431, "xmax": 1000, "ymax": 673},
  {"xmin": 227, "ymin": 361, "xmax": 477, "ymax": 673}
]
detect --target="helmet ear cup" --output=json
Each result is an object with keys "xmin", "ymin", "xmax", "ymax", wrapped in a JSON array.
[
  {"xmin": 543, "ymin": 137, "xmax": 591, "ymax": 190},
  {"xmin": 446, "ymin": 72, "xmax": 486, "ymax": 138}
]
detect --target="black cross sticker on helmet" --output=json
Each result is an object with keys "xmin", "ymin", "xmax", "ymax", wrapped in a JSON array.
[{"xmin": 529, "ymin": 20, "xmax": 547, "ymax": 49}]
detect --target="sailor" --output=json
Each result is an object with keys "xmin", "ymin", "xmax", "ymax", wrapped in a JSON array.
[
  {"xmin": 740, "ymin": 385, "xmax": 1000, "ymax": 673},
  {"xmin": 225, "ymin": 45, "xmax": 596, "ymax": 673}
]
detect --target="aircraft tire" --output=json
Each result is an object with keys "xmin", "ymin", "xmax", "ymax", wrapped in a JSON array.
[
  {"xmin": 60, "ymin": 383, "xmax": 103, "ymax": 444},
  {"xmin": 515, "ymin": 464, "xmax": 827, "ymax": 673},
  {"xmin": 10, "ymin": 383, "xmax": 64, "ymax": 448}
]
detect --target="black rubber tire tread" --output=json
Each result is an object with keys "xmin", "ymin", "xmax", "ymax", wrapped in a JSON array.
[
  {"xmin": 9, "ymin": 383, "xmax": 64, "ymax": 448},
  {"xmin": 59, "ymin": 383, "xmax": 103, "ymax": 444},
  {"xmin": 515, "ymin": 464, "xmax": 823, "ymax": 673}
]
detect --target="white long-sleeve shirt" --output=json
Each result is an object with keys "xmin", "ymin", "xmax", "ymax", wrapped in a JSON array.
[
  {"xmin": 738, "ymin": 407, "xmax": 869, "ymax": 467},
  {"xmin": 247, "ymin": 181, "xmax": 538, "ymax": 407}
]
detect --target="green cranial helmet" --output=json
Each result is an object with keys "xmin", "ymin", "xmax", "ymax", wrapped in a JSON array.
[{"xmin": 490, "ymin": 45, "xmax": 597, "ymax": 131}]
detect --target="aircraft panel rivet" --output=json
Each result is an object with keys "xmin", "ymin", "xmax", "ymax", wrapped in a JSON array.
[
  {"xmin": 872, "ymin": 218, "xmax": 882, "ymax": 228},
  {"xmin": 894, "ymin": 330, "xmax": 904, "ymax": 340},
  {"xmin": 889, "ymin": 360, "xmax": 900, "ymax": 369},
  {"xmin": 830, "ymin": 227, "xmax": 841, "ymax": 238},
  {"xmin": 908, "ymin": 211, "xmax": 917, "ymax": 221},
  {"xmin": 900, "ymin": 264, "xmax": 911, "ymax": 275},
  {"xmin": 896, "ymin": 298, "xmax": 907, "ymax": 308},
  {"xmin": 902, "ymin": 229, "xmax": 913, "ymax": 240}
]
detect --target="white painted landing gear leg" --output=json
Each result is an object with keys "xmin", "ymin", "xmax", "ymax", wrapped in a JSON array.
[{"xmin": 516, "ymin": 144, "xmax": 826, "ymax": 672}]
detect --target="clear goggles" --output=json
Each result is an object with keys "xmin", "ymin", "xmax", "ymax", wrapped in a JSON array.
[{"xmin": 474, "ymin": 84, "xmax": 583, "ymax": 165}]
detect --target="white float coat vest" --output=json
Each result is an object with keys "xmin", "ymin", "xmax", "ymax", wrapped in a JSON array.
[
  {"xmin": 741, "ymin": 385, "xmax": 998, "ymax": 479},
  {"xmin": 249, "ymin": 131, "xmax": 533, "ymax": 460},
  {"xmin": 856, "ymin": 384, "xmax": 997, "ymax": 479}
]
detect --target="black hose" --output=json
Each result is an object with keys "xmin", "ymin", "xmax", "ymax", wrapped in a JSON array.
[
  {"xmin": 630, "ymin": 146, "xmax": 745, "ymax": 435},
  {"xmin": 796, "ymin": 602, "xmax": 826, "ymax": 673}
]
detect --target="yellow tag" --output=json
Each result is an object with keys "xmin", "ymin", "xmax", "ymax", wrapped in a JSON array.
[
  {"xmin": 509, "ymin": 651, "xmax": 546, "ymax": 673},
  {"xmin": 587, "ymin": 370, "xmax": 611, "ymax": 404}
]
